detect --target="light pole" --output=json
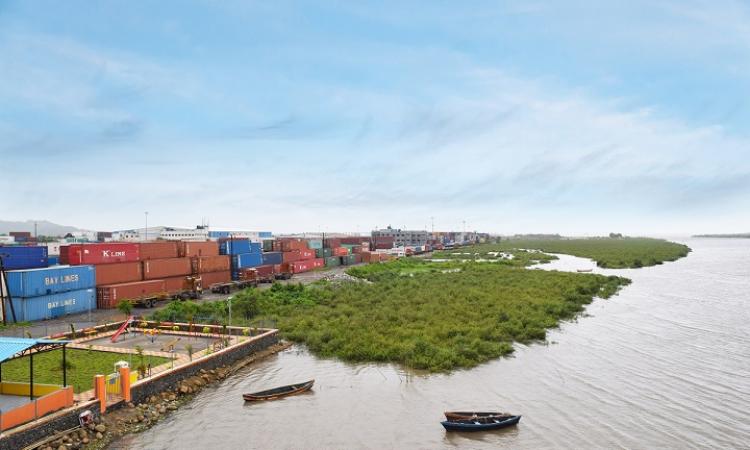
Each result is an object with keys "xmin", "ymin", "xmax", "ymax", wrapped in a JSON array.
[
  {"xmin": 144, "ymin": 211, "xmax": 148, "ymax": 242},
  {"xmin": 227, "ymin": 296, "xmax": 233, "ymax": 327}
]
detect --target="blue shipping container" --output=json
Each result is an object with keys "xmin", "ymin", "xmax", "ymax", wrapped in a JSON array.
[
  {"xmin": 219, "ymin": 240, "xmax": 262, "ymax": 255},
  {"xmin": 231, "ymin": 252, "xmax": 263, "ymax": 269},
  {"xmin": 48, "ymin": 255, "xmax": 60, "ymax": 266},
  {"xmin": 4, "ymin": 288, "xmax": 96, "ymax": 322},
  {"xmin": 0, "ymin": 246, "xmax": 48, "ymax": 270},
  {"xmin": 258, "ymin": 231, "xmax": 273, "ymax": 238},
  {"xmin": 5, "ymin": 265, "xmax": 95, "ymax": 298},
  {"xmin": 261, "ymin": 252, "xmax": 283, "ymax": 265}
]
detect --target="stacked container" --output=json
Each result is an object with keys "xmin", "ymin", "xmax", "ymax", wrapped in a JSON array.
[
  {"xmin": 3, "ymin": 265, "xmax": 96, "ymax": 321},
  {"xmin": 221, "ymin": 239, "xmax": 263, "ymax": 280},
  {"xmin": 0, "ymin": 246, "xmax": 48, "ymax": 270}
]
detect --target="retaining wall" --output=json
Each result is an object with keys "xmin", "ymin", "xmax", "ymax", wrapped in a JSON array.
[{"xmin": 0, "ymin": 401, "xmax": 101, "ymax": 450}]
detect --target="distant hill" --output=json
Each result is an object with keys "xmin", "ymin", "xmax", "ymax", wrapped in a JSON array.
[
  {"xmin": 0, "ymin": 220, "xmax": 84, "ymax": 236},
  {"xmin": 693, "ymin": 233, "xmax": 750, "ymax": 238}
]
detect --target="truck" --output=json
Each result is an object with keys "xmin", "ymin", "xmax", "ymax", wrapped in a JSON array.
[
  {"xmin": 210, "ymin": 269, "xmax": 259, "ymax": 294},
  {"xmin": 97, "ymin": 276, "xmax": 203, "ymax": 309}
]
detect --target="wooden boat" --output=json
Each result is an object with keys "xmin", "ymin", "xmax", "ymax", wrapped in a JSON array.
[
  {"xmin": 441, "ymin": 415, "xmax": 521, "ymax": 432},
  {"xmin": 576, "ymin": 269, "xmax": 593, "ymax": 273},
  {"xmin": 242, "ymin": 380, "xmax": 314, "ymax": 401},
  {"xmin": 444, "ymin": 411, "xmax": 511, "ymax": 421}
]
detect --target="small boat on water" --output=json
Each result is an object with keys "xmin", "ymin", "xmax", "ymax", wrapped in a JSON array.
[
  {"xmin": 444, "ymin": 411, "xmax": 511, "ymax": 421},
  {"xmin": 441, "ymin": 415, "xmax": 522, "ymax": 432},
  {"xmin": 576, "ymin": 268, "xmax": 593, "ymax": 273},
  {"xmin": 242, "ymin": 380, "xmax": 314, "ymax": 401}
]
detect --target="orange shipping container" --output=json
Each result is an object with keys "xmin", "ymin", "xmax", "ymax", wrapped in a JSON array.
[
  {"xmin": 192, "ymin": 255, "xmax": 231, "ymax": 273},
  {"xmin": 95, "ymin": 261, "xmax": 142, "ymax": 285},
  {"xmin": 200, "ymin": 271, "xmax": 232, "ymax": 286},
  {"xmin": 280, "ymin": 239, "xmax": 308, "ymax": 252},
  {"xmin": 139, "ymin": 242, "xmax": 179, "ymax": 260},
  {"xmin": 282, "ymin": 250, "xmax": 301, "ymax": 263},
  {"xmin": 332, "ymin": 247, "xmax": 349, "ymax": 257},
  {"xmin": 142, "ymin": 258, "xmax": 192, "ymax": 280},
  {"xmin": 299, "ymin": 249, "xmax": 315, "ymax": 260},
  {"xmin": 97, "ymin": 280, "xmax": 166, "ymax": 309},
  {"xmin": 177, "ymin": 241, "xmax": 219, "ymax": 257},
  {"xmin": 163, "ymin": 276, "xmax": 193, "ymax": 295}
]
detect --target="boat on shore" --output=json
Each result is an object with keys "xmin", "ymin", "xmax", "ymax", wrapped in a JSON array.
[
  {"xmin": 576, "ymin": 268, "xmax": 593, "ymax": 273},
  {"xmin": 441, "ymin": 415, "xmax": 521, "ymax": 432},
  {"xmin": 444, "ymin": 411, "xmax": 511, "ymax": 421},
  {"xmin": 242, "ymin": 380, "xmax": 314, "ymax": 401}
]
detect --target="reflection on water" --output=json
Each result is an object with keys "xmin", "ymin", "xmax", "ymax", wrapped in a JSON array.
[{"xmin": 115, "ymin": 238, "xmax": 750, "ymax": 449}]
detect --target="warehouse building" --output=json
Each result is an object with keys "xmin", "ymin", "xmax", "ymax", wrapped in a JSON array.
[{"xmin": 372, "ymin": 227, "xmax": 430, "ymax": 247}]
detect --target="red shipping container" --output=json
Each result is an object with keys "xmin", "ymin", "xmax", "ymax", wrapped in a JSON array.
[
  {"xmin": 178, "ymin": 241, "xmax": 219, "ymax": 257},
  {"xmin": 280, "ymin": 239, "xmax": 307, "ymax": 252},
  {"xmin": 191, "ymin": 255, "xmax": 231, "ymax": 273},
  {"xmin": 290, "ymin": 260, "xmax": 312, "ymax": 273},
  {"xmin": 163, "ymin": 276, "xmax": 194, "ymax": 295},
  {"xmin": 139, "ymin": 242, "xmax": 179, "ymax": 260},
  {"xmin": 282, "ymin": 250, "xmax": 301, "ymax": 263},
  {"xmin": 324, "ymin": 238, "xmax": 341, "ymax": 249},
  {"xmin": 199, "ymin": 271, "xmax": 232, "ymax": 286},
  {"xmin": 254, "ymin": 265, "xmax": 275, "ymax": 280},
  {"xmin": 271, "ymin": 241, "xmax": 283, "ymax": 252},
  {"xmin": 274, "ymin": 263, "xmax": 290, "ymax": 275},
  {"xmin": 97, "ymin": 280, "xmax": 165, "ymax": 309},
  {"xmin": 311, "ymin": 258, "xmax": 324, "ymax": 269},
  {"xmin": 142, "ymin": 258, "xmax": 192, "ymax": 280},
  {"xmin": 59, "ymin": 245, "xmax": 70, "ymax": 264},
  {"xmin": 340, "ymin": 237, "xmax": 371, "ymax": 245},
  {"xmin": 95, "ymin": 261, "xmax": 142, "ymax": 286},
  {"xmin": 332, "ymin": 247, "xmax": 349, "ymax": 257},
  {"xmin": 299, "ymin": 249, "xmax": 315, "ymax": 260},
  {"xmin": 62, "ymin": 243, "xmax": 140, "ymax": 265},
  {"xmin": 352, "ymin": 246, "xmax": 363, "ymax": 254},
  {"xmin": 353, "ymin": 254, "xmax": 362, "ymax": 264}
]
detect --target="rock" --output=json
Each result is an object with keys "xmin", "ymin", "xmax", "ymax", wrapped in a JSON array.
[
  {"xmin": 199, "ymin": 369, "xmax": 207, "ymax": 374},
  {"xmin": 64, "ymin": 435, "xmax": 72, "ymax": 443},
  {"xmin": 82, "ymin": 438, "xmax": 89, "ymax": 445},
  {"xmin": 158, "ymin": 405, "xmax": 167, "ymax": 414},
  {"xmin": 127, "ymin": 402, "xmax": 135, "ymax": 408},
  {"xmin": 149, "ymin": 395, "xmax": 158, "ymax": 404},
  {"xmin": 137, "ymin": 414, "xmax": 145, "ymax": 422},
  {"xmin": 95, "ymin": 424, "xmax": 106, "ymax": 433},
  {"xmin": 96, "ymin": 432, "xmax": 103, "ymax": 440},
  {"xmin": 167, "ymin": 404, "xmax": 178, "ymax": 411},
  {"xmin": 87, "ymin": 423, "xmax": 96, "ymax": 430},
  {"xmin": 168, "ymin": 393, "xmax": 176, "ymax": 401},
  {"xmin": 179, "ymin": 384, "xmax": 189, "ymax": 394},
  {"xmin": 78, "ymin": 429, "xmax": 87, "ymax": 439},
  {"xmin": 57, "ymin": 445, "xmax": 66, "ymax": 450}
]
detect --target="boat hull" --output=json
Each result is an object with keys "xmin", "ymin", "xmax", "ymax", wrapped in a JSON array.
[
  {"xmin": 444, "ymin": 411, "xmax": 510, "ymax": 421},
  {"xmin": 242, "ymin": 380, "xmax": 314, "ymax": 401},
  {"xmin": 441, "ymin": 415, "xmax": 521, "ymax": 432}
]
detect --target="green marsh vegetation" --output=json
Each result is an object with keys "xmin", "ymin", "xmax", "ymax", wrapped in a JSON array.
[
  {"xmin": 437, "ymin": 237, "xmax": 690, "ymax": 268},
  {"xmin": 152, "ymin": 257, "xmax": 630, "ymax": 372}
]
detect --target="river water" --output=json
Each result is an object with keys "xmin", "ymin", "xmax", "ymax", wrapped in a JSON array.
[{"xmin": 115, "ymin": 238, "xmax": 750, "ymax": 449}]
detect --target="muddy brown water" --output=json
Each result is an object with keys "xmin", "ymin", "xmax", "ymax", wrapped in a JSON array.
[{"xmin": 114, "ymin": 238, "xmax": 750, "ymax": 449}]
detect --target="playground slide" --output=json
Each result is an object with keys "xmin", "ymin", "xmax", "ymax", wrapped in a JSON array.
[{"xmin": 111, "ymin": 316, "xmax": 134, "ymax": 343}]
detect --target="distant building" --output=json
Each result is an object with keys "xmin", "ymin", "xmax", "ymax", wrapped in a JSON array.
[
  {"xmin": 372, "ymin": 226, "xmax": 430, "ymax": 247},
  {"xmin": 111, "ymin": 226, "xmax": 210, "ymax": 242}
]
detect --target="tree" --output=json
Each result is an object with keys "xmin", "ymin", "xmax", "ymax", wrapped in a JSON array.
[{"xmin": 117, "ymin": 299, "xmax": 133, "ymax": 318}]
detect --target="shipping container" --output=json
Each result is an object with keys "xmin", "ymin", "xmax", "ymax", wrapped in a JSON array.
[
  {"xmin": 4, "ymin": 288, "xmax": 96, "ymax": 322},
  {"xmin": 0, "ymin": 246, "xmax": 48, "ymax": 270},
  {"xmin": 177, "ymin": 241, "xmax": 219, "ymax": 258},
  {"xmin": 315, "ymin": 248, "xmax": 332, "ymax": 258},
  {"xmin": 280, "ymin": 239, "xmax": 308, "ymax": 252},
  {"xmin": 311, "ymin": 258, "xmax": 325, "ymax": 269},
  {"xmin": 142, "ymin": 258, "xmax": 192, "ymax": 280},
  {"xmin": 162, "ymin": 276, "xmax": 198, "ymax": 296},
  {"xmin": 324, "ymin": 256, "xmax": 340, "ymax": 267},
  {"xmin": 199, "ymin": 271, "xmax": 232, "ymax": 287},
  {"xmin": 373, "ymin": 236, "xmax": 395, "ymax": 249},
  {"xmin": 299, "ymin": 249, "xmax": 315, "ymax": 260},
  {"xmin": 139, "ymin": 242, "xmax": 179, "ymax": 260},
  {"xmin": 332, "ymin": 247, "xmax": 349, "ymax": 257},
  {"xmin": 218, "ymin": 238, "xmax": 257, "ymax": 255},
  {"xmin": 261, "ymin": 252, "xmax": 283, "ymax": 266},
  {"xmin": 96, "ymin": 280, "xmax": 166, "ymax": 309},
  {"xmin": 262, "ymin": 240, "xmax": 274, "ymax": 252},
  {"xmin": 323, "ymin": 238, "xmax": 341, "ymax": 249},
  {"xmin": 61, "ymin": 243, "xmax": 140, "ymax": 265},
  {"xmin": 340, "ymin": 254, "xmax": 359, "ymax": 265},
  {"xmin": 282, "ymin": 250, "xmax": 301, "ymax": 263},
  {"xmin": 47, "ymin": 255, "xmax": 60, "ymax": 266},
  {"xmin": 95, "ymin": 261, "xmax": 142, "ymax": 286},
  {"xmin": 290, "ymin": 260, "xmax": 313, "ymax": 274},
  {"xmin": 307, "ymin": 239, "xmax": 323, "ymax": 249},
  {"xmin": 191, "ymin": 255, "xmax": 231, "ymax": 273},
  {"xmin": 271, "ymin": 240, "xmax": 283, "ymax": 252},
  {"xmin": 259, "ymin": 231, "xmax": 273, "ymax": 238},
  {"xmin": 254, "ymin": 265, "xmax": 275, "ymax": 281},
  {"xmin": 352, "ymin": 246, "xmax": 363, "ymax": 254},
  {"xmin": 232, "ymin": 253, "xmax": 263, "ymax": 269},
  {"xmin": 5, "ymin": 265, "xmax": 95, "ymax": 298}
]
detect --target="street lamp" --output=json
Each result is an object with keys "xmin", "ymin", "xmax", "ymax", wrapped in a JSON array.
[
  {"xmin": 227, "ymin": 296, "xmax": 233, "ymax": 328},
  {"xmin": 144, "ymin": 211, "xmax": 149, "ymax": 242}
]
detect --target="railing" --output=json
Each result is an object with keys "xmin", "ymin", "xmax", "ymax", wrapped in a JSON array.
[{"xmin": 0, "ymin": 385, "xmax": 74, "ymax": 431}]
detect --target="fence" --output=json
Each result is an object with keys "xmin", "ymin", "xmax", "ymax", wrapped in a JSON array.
[{"xmin": 0, "ymin": 385, "xmax": 74, "ymax": 431}]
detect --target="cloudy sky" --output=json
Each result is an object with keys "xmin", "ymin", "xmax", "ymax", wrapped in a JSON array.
[{"xmin": 1, "ymin": 1, "xmax": 748, "ymax": 235}]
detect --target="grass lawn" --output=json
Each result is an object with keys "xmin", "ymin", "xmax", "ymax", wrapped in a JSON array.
[{"xmin": 1, "ymin": 349, "xmax": 170, "ymax": 393}]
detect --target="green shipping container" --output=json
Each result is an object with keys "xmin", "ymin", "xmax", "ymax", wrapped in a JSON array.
[
  {"xmin": 325, "ymin": 256, "xmax": 341, "ymax": 267},
  {"xmin": 316, "ymin": 248, "xmax": 333, "ymax": 258},
  {"xmin": 308, "ymin": 239, "xmax": 323, "ymax": 249},
  {"xmin": 262, "ymin": 240, "xmax": 274, "ymax": 252},
  {"xmin": 340, "ymin": 254, "xmax": 358, "ymax": 265}
]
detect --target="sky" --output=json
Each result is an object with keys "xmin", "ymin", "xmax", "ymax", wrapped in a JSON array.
[{"xmin": 1, "ymin": 0, "xmax": 748, "ymax": 235}]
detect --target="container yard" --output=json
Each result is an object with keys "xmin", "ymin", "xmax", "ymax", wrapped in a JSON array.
[{"xmin": 0, "ymin": 227, "xmax": 462, "ymax": 325}]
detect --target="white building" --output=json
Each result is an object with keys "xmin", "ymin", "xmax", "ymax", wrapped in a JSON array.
[{"xmin": 112, "ymin": 226, "xmax": 210, "ymax": 242}]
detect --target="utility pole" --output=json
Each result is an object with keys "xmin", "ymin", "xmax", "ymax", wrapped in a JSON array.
[
  {"xmin": 144, "ymin": 211, "xmax": 148, "ymax": 242},
  {"xmin": 34, "ymin": 221, "xmax": 37, "ymax": 239}
]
